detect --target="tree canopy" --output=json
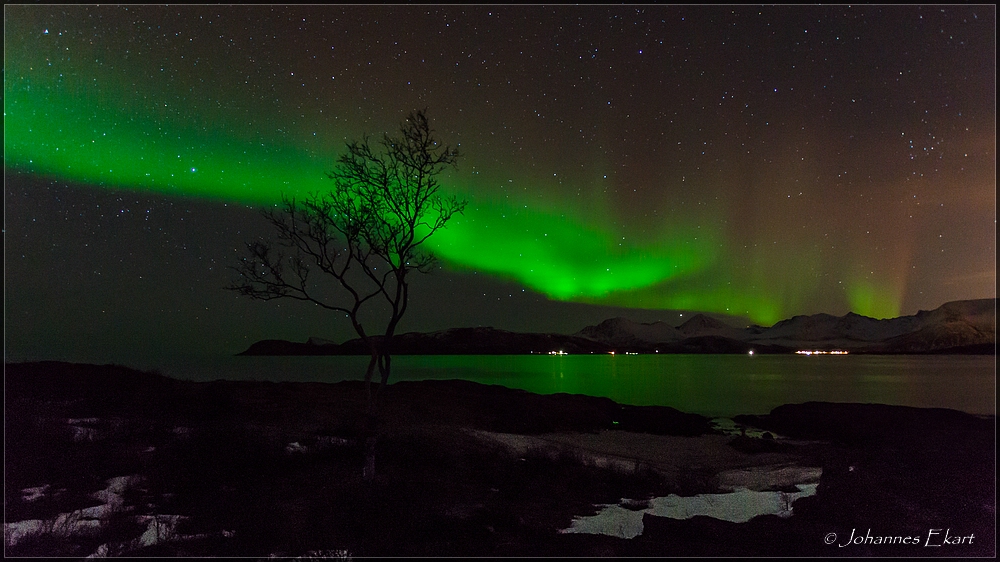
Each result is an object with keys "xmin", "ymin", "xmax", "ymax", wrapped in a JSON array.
[{"xmin": 229, "ymin": 109, "xmax": 466, "ymax": 478}]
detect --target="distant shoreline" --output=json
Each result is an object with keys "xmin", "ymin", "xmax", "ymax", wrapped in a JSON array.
[
  {"xmin": 238, "ymin": 338, "xmax": 995, "ymax": 356},
  {"xmin": 239, "ymin": 298, "xmax": 996, "ymax": 356}
]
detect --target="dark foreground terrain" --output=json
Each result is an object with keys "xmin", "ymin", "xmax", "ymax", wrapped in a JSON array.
[{"xmin": 5, "ymin": 361, "xmax": 995, "ymax": 557}]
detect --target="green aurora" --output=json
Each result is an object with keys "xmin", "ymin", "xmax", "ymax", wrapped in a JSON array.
[
  {"xmin": 5, "ymin": 79, "xmax": 743, "ymax": 313},
  {"xmin": 4, "ymin": 59, "xmax": 905, "ymax": 326},
  {"xmin": 8, "ymin": 6, "xmax": 968, "ymax": 326}
]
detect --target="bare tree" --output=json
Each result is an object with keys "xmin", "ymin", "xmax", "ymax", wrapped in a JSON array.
[{"xmin": 228, "ymin": 109, "xmax": 466, "ymax": 480}]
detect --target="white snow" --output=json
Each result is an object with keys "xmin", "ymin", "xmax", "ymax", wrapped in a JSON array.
[
  {"xmin": 710, "ymin": 418, "xmax": 784, "ymax": 439},
  {"xmin": 70, "ymin": 425, "xmax": 100, "ymax": 442},
  {"xmin": 560, "ymin": 467, "xmax": 821, "ymax": 539},
  {"xmin": 5, "ymin": 520, "xmax": 47, "ymax": 547},
  {"xmin": 135, "ymin": 514, "xmax": 186, "ymax": 547},
  {"xmin": 21, "ymin": 485, "xmax": 50, "ymax": 502},
  {"xmin": 5, "ymin": 475, "xmax": 142, "ymax": 548},
  {"xmin": 649, "ymin": 484, "xmax": 818, "ymax": 522},
  {"xmin": 560, "ymin": 504, "xmax": 648, "ymax": 539}
]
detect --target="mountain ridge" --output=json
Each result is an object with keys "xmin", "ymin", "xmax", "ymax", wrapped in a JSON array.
[{"xmin": 239, "ymin": 298, "xmax": 995, "ymax": 356}]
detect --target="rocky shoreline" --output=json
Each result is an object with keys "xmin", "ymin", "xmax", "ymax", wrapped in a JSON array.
[{"xmin": 5, "ymin": 361, "xmax": 995, "ymax": 557}]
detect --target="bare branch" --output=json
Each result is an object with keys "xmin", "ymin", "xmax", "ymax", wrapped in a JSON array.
[{"xmin": 229, "ymin": 108, "xmax": 467, "ymax": 379}]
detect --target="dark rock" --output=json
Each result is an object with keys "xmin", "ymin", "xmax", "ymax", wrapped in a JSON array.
[
  {"xmin": 725, "ymin": 435, "xmax": 793, "ymax": 454},
  {"xmin": 4, "ymin": 361, "xmax": 995, "ymax": 557},
  {"xmin": 737, "ymin": 402, "xmax": 991, "ymax": 445}
]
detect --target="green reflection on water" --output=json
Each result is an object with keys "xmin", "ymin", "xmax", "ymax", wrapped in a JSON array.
[
  {"xmin": 385, "ymin": 354, "xmax": 996, "ymax": 418},
  {"xmin": 154, "ymin": 354, "xmax": 996, "ymax": 418}
]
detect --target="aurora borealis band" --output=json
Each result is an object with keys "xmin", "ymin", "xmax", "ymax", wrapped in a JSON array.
[{"xmin": 5, "ymin": 5, "xmax": 996, "ymax": 361}]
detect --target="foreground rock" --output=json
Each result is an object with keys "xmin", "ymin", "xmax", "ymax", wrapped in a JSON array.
[
  {"xmin": 5, "ymin": 361, "xmax": 994, "ymax": 557},
  {"xmin": 733, "ymin": 403, "xmax": 995, "ymax": 555}
]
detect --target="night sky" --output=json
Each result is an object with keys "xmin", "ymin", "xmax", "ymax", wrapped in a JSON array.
[{"xmin": 5, "ymin": 5, "xmax": 996, "ymax": 365}]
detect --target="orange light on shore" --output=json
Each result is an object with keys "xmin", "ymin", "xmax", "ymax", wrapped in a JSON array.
[{"xmin": 795, "ymin": 350, "xmax": 849, "ymax": 355}]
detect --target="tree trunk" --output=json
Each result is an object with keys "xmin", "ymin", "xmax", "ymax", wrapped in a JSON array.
[
  {"xmin": 363, "ymin": 347, "xmax": 393, "ymax": 483},
  {"xmin": 362, "ymin": 347, "xmax": 379, "ymax": 483},
  {"xmin": 363, "ymin": 434, "xmax": 376, "ymax": 482},
  {"xmin": 362, "ymin": 385, "xmax": 379, "ymax": 483}
]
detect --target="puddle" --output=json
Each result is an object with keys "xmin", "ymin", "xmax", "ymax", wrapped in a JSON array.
[{"xmin": 561, "ymin": 465, "xmax": 822, "ymax": 539}]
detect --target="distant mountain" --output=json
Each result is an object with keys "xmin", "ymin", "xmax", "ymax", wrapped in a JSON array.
[
  {"xmin": 346, "ymin": 327, "xmax": 613, "ymax": 355},
  {"xmin": 240, "ymin": 328, "xmax": 614, "ymax": 356},
  {"xmin": 753, "ymin": 299, "xmax": 995, "ymax": 353},
  {"xmin": 747, "ymin": 311, "xmax": 922, "ymax": 348},
  {"xmin": 239, "ymin": 298, "xmax": 995, "ymax": 356},
  {"xmin": 676, "ymin": 314, "xmax": 750, "ymax": 340},
  {"xmin": 575, "ymin": 298, "xmax": 995, "ymax": 354},
  {"xmin": 576, "ymin": 318, "xmax": 682, "ymax": 347}
]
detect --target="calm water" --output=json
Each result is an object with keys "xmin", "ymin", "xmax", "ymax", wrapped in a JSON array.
[{"xmin": 125, "ymin": 353, "xmax": 996, "ymax": 418}]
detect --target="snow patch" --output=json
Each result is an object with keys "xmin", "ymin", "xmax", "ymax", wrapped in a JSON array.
[
  {"xmin": 70, "ymin": 425, "xmax": 100, "ymax": 442},
  {"xmin": 561, "ymin": 467, "xmax": 821, "ymax": 539},
  {"xmin": 268, "ymin": 548, "xmax": 352, "ymax": 559},
  {"xmin": 21, "ymin": 485, "xmax": 50, "ymax": 502},
  {"xmin": 710, "ymin": 417, "xmax": 784, "ymax": 439},
  {"xmin": 5, "ymin": 475, "xmax": 142, "ymax": 548}
]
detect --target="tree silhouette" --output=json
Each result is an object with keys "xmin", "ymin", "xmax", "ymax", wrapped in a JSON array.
[{"xmin": 229, "ymin": 109, "xmax": 466, "ymax": 480}]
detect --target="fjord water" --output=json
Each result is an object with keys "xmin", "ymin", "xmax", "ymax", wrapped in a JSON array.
[{"xmin": 140, "ymin": 354, "xmax": 994, "ymax": 418}]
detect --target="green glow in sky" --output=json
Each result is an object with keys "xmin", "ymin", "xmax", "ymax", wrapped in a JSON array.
[
  {"xmin": 3, "ymin": 28, "xmax": 908, "ymax": 326},
  {"xmin": 846, "ymin": 280, "xmax": 902, "ymax": 320},
  {"xmin": 4, "ymin": 78, "xmax": 331, "ymax": 203},
  {"xmin": 433, "ymin": 200, "xmax": 718, "ymax": 300},
  {"xmin": 5, "ymin": 69, "xmax": 738, "ymax": 314}
]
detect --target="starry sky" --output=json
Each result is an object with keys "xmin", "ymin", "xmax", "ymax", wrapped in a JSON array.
[{"xmin": 5, "ymin": 5, "xmax": 996, "ymax": 364}]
